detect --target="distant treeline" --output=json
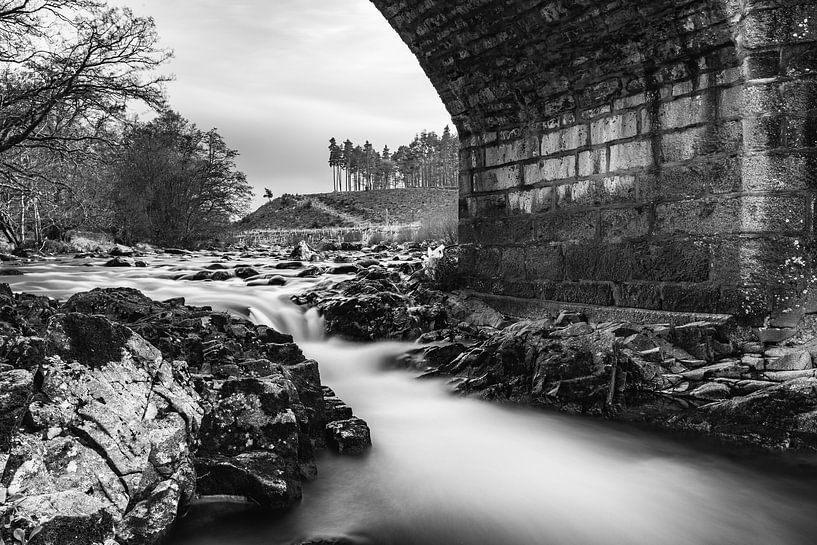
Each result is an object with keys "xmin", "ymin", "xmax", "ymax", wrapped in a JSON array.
[{"xmin": 328, "ymin": 127, "xmax": 459, "ymax": 192}]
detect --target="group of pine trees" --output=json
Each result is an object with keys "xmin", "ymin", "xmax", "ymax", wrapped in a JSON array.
[{"xmin": 328, "ymin": 127, "xmax": 459, "ymax": 192}]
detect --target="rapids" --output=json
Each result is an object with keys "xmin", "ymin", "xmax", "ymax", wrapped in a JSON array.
[{"xmin": 4, "ymin": 254, "xmax": 817, "ymax": 545}]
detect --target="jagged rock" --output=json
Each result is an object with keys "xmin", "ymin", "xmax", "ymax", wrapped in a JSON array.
[
  {"xmin": 290, "ymin": 241, "xmax": 319, "ymax": 262},
  {"xmin": 446, "ymin": 295, "xmax": 508, "ymax": 329},
  {"xmin": 670, "ymin": 322, "xmax": 735, "ymax": 362},
  {"xmin": 297, "ymin": 266, "xmax": 323, "ymax": 278},
  {"xmin": 324, "ymin": 397, "xmax": 353, "ymax": 421},
  {"xmin": 679, "ymin": 361, "xmax": 749, "ymax": 381},
  {"xmin": 689, "ymin": 382, "xmax": 732, "ymax": 400},
  {"xmin": 0, "ymin": 369, "xmax": 32, "ymax": 451},
  {"xmin": 763, "ymin": 347, "xmax": 813, "ymax": 371},
  {"xmin": 325, "ymin": 417, "xmax": 371, "ymax": 455},
  {"xmin": 677, "ymin": 378, "xmax": 817, "ymax": 451},
  {"xmin": 109, "ymin": 245, "xmax": 134, "ymax": 257},
  {"xmin": 199, "ymin": 375, "xmax": 301, "ymax": 459},
  {"xmin": 195, "ymin": 452, "xmax": 301, "ymax": 510},
  {"xmin": 1, "ymin": 313, "xmax": 202, "ymax": 545}
]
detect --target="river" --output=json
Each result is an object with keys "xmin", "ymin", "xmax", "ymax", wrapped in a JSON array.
[{"xmin": 5, "ymin": 254, "xmax": 817, "ymax": 545}]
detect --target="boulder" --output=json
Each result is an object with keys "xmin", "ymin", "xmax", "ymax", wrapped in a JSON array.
[
  {"xmin": 325, "ymin": 418, "xmax": 371, "ymax": 455},
  {"xmin": 234, "ymin": 266, "xmax": 260, "ymax": 279},
  {"xmin": 290, "ymin": 241, "xmax": 319, "ymax": 262},
  {"xmin": 104, "ymin": 256, "xmax": 133, "ymax": 267},
  {"xmin": 1, "ymin": 313, "xmax": 202, "ymax": 545},
  {"xmin": 195, "ymin": 452, "xmax": 301, "ymax": 510}
]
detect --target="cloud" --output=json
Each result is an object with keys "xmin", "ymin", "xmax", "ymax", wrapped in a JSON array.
[{"xmin": 118, "ymin": 0, "xmax": 452, "ymax": 209}]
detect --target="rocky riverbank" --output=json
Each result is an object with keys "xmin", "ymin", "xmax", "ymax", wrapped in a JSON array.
[
  {"xmin": 0, "ymin": 286, "xmax": 370, "ymax": 545},
  {"xmin": 295, "ymin": 261, "xmax": 817, "ymax": 454}
]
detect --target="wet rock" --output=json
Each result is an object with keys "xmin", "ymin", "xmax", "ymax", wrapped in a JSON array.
[
  {"xmin": 109, "ymin": 244, "xmax": 135, "ymax": 257},
  {"xmin": 325, "ymin": 417, "xmax": 371, "ymax": 455},
  {"xmin": 235, "ymin": 266, "xmax": 260, "ymax": 279},
  {"xmin": 195, "ymin": 452, "xmax": 301, "ymax": 510},
  {"xmin": 276, "ymin": 261, "xmax": 304, "ymax": 270},
  {"xmin": 297, "ymin": 266, "xmax": 323, "ymax": 278},
  {"xmin": 199, "ymin": 375, "xmax": 301, "ymax": 459},
  {"xmin": 0, "ymin": 269, "xmax": 23, "ymax": 275},
  {"xmin": 324, "ymin": 397, "xmax": 353, "ymax": 421},
  {"xmin": 210, "ymin": 270, "xmax": 233, "ymax": 281},
  {"xmin": 679, "ymin": 378, "xmax": 817, "ymax": 451},
  {"xmin": 328, "ymin": 264, "xmax": 358, "ymax": 275},
  {"xmin": 290, "ymin": 241, "xmax": 319, "ymax": 262},
  {"xmin": 104, "ymin": 256, "xmax": 133, "ymax": 267}
]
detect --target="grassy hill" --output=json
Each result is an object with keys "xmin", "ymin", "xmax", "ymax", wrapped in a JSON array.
[
  {"xmin": 237, "ymin": 188, "xmax": 457, "ymax": 231},
  {"xmin": 236, "ymin": 194, "xmax": 354, "ymax": 231}
]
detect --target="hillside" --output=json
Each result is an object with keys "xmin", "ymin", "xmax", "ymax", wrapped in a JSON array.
[{"xmin": 237, "ymin": 188, "xmax": 458, "ymax": 231}]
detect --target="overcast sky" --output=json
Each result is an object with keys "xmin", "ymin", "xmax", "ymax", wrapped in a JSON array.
[{"xmin": 119, "ymin": 0, "xmax": 452, "ymax": 209}]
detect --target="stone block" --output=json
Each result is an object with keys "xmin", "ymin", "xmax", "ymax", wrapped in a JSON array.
[
  {"xmin": 741, "ymin": 153, "xmax": 817, "ymax": 191},
  {"xmin": 595, "ymin": 176, "xmax": 636, "ymax": 205},
  {"xmin": 485, "ymin": 139, "xmax": 530, "ymax": 167},
  {"xmin": 599, "ymin": 207, "xmax": 649, "ymax": 241},
  {"xmin": 578, "ymin": 148, "xmax": 607, "ymax": 176},
  {"xmin": 660, "ymin": 122, "xmax": 741, "ymax": 163},
  {"xmin": 617, "ymin": 282, "xmax": 662, "ymax": 309},
  {"xmin": 507, "ymin": 189, "xmax": 535, "ymax": 215},
  {"xmin": 718, "ymin": 85, "xmax": 743, "ymax": 119},
  {"xmin": 784, "ymin": 116, "xmax": 817, "ymax": 149},
  {"xmin": 473, "ymin": 165, "xmax": 520, "ymax": 192},
  {"xmin": 659, "ymin": 94, "xmax": 714, "ymax": 129},
  {"xmin": 525, "ymin": 245, "xmax": 565, "ymax": 282},
  {"xmin": 590, "ymin": 111, "xmax": 638, "ymax": 144},
  {"xmin": 742, "ymin": 116, "xmax": 784, "ymax": 152},
  {"xmin": 525, "ymin": 156, "xmax": 576, "ymax": 183},
  {"xmin": 541, "ymin": 125, "xmax": 588, "ymax": 155},
  {"xmin": 661, "ymin": 283, "xmax": 723, "ymax": 313},
  {"xmin": 500, "ymin": 247, "xmax": 526, "ymax": 280},
  {"xmin": 537, "ymin": 281, "xmax": 615, "ymax": 306},
  {"xmin": 608, "ymin": 140, "xmax": 653, "ymax": 171},
  {"xmin": 533, "ymin": 211, "xmax": 597, "ymax": 243},
  {"xmin": 467, "ymin": 194, "xmax": 506, "ymax": 218},
  {"xmin": 555, "ymin": 180, "xmax": 595, "ymax": 209}
]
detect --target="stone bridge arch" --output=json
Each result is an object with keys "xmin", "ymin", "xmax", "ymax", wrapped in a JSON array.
[{"xmin": 372, "ymin": 0, "xmax": 817, "ymax": 326}]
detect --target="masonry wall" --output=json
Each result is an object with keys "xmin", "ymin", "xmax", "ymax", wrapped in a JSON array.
[{"xmin": 372, "ymin": 0, "xmax": 817, "ymax": 324}]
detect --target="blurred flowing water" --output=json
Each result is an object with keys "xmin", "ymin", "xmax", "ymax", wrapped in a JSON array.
[{"xmin": 5, "ymin": 255, "xmax": 817, "ymax": 545}]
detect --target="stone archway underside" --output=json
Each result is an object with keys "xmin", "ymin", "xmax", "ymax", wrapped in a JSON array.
[{"xmin": 372, "ymin": 0, "xmax": 817, "ymax": 325}]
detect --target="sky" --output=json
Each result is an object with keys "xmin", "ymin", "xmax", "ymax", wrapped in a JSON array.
[{"xmin": 117, "ymin": 0, "xmax": 452, "ymax": 209}]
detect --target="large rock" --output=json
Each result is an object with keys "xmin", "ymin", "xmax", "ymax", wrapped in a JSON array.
[
  {"xmin": 325, "ymin": 418, "xmax": 371, "ymax": 455},
  {"xmin": 195, "ymin": 452, "xmax": 301, "ymax": 510},
  {"xmin": 0, "ymin": 313, "xmax": 203, "ymax": 545}
]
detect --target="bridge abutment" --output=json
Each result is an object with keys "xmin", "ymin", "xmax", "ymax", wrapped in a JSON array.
[{"xmin": 373, "ymin": 0, "xmax": 817, "ymax": 324}]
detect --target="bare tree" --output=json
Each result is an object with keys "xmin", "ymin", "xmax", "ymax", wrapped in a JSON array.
[{"xmin": 0, "ymin": 0, "xmax": 171, "ymax": 246}]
